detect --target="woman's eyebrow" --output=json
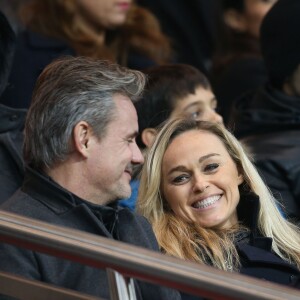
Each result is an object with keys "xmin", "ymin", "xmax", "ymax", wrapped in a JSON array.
[{"xmin": 167, "ymin": 153, "xmax": 220, "ymax": 176}]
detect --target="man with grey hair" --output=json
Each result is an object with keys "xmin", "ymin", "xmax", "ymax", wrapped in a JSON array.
[{"xmin": 0, "ymin": 56, "xmax": 180, "ymax": 299}]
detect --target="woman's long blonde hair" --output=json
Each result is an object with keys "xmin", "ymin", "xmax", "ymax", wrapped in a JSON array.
[
  {"xmin": 19, "ymin": 0, "xmax": 172, "ymax": 65},
  {"xmin": 137, "ymin": 118, "xmax": 300, "ymax": 271}
]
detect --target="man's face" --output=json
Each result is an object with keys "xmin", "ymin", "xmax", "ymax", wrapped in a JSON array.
[{"xmin": 86, "ymin": 94, "xmax": 144, "ymax": 204}]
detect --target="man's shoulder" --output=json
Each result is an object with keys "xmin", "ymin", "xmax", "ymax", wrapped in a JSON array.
[{"xmin": 0, "ymin": 189, "xmax": 44, "ymax": 217}]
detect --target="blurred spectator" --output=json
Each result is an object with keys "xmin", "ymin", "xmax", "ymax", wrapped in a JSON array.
[
  {"xmin": 211, "ymin": 0, "xmax": 277, "ymax": 125},
  {"xmin": 137, "ymin": 0, "xmax": 218, "ymax": 76},
  {"xmin": 0, "ymin": 0, "xmax": 28, "ymax": 32},
  {"xmin": 1, "ymin": 0, "xmax": 172, "ymax": 109},
  {"xmin": 230, "ymin": 0, "xmax": 300, "ymax": 223},
  {"xmin": 0, "ymin": 9, "xmax": 26, "ymax": 204},
  {"xmin": 136, "ymin": 64, "xmax": 223, "ymax": 150}
]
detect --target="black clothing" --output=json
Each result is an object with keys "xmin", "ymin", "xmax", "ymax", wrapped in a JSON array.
[
  {"xmin": 1, "ymin": 30, "xmax": 75, "ymax": 109},
  {"xmin": 212, "ymin": 57, "xmax": 268, "ymax": 125},
  {"xmin": 0, "ymin": 167, "xmax": 181, "ymax": 299},
  {"xmin": 0, "ymin": 104, "xmax": 25, "ymax": 203},
  {"xmin": 231, "ymin": 85, "xmax": 300, "ymax": 221},
  {"xmin": 1, "ymin": 29, "xmax": 157, "ymax": 109},
  {"xmin": 236, "ymin": 192, "xmax": 299, "ymax": 286},
  {"xmin": 137, "ymin": 0, "xmax": 217, "ymax": 75}
]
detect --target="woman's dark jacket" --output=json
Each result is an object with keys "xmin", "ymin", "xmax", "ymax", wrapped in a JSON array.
[
  {"xmin": 230, "ymin": 84, "xmax": 300, "ymax": 221},
  {"xmin": 0, "ymin": 167, "xmax": 180, "ymax": 299},
  {"xmin": 0, "ymin": 104, "xmax": 26, "ymax": 203},
  {"xmin": 236, "ymin": 192, "xmax": 299, "ymax": 286},
  {"xmin": 181, "ymin": 192, "xmax": 300, "ymax": 300}
]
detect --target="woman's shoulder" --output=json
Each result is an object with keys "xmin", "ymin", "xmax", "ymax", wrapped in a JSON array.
[{"xmin": 237, "ymin": 242, "xmax": 300, "ymax": 288}]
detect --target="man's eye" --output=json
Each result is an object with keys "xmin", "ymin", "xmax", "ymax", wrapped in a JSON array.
[
  {"xmin": 172, "ymin": 174, "xmax": 189, "ymax": 184},
  {"xmin": 204, "ymin": 163, "xmax": 219, "ymax": 172}
]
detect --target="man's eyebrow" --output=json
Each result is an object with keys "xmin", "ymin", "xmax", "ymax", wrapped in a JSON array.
[
  {"xmin": 127, "ymin": 130, "xmax": 139, "ymax": 138},
  {"xmin": 167, "ymin": 153, "xmax": 220, "ymax": 176}
]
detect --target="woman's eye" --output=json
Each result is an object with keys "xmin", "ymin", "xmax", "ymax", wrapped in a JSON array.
[
  {"xmin": 204, "ymin": 163, "xmax": 219, "ymax": 172},
  {"xmin": 172, "ymin": 174, "xmax": 190, "ymax": 184}
]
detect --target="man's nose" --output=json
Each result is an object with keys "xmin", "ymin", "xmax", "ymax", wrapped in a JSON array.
[{"xmin": 131, "ymin": 142, "xmax": 144, "ymax": 164}]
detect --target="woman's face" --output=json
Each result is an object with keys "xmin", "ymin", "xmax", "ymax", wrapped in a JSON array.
[
  {"xmin": 161, "ymin": 129, "xmax": 243, "ymax": 229},
  {"xmin": 170, "ymin": 86, "xmax": 223, "ymax": 125},
  {"xmin": 242, "ymin": 0, "xmax": 277, "ymax": 38},
  {"xmin": 77, "ymin": 0, "xmax": 132, "ymax": 29}
]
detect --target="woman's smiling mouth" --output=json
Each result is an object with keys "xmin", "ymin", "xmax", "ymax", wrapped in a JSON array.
[{"xmin": 192, "ymin": 195, "xmax": 222, "ymax": 209}]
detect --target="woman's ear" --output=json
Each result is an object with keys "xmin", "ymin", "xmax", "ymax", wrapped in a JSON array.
[
  {"xmin": 141, "ymin": 128, "xmax": 157, "ymax": 148},
  {"xmin": 237, "ymin": 173, "xmax": 244, "ymax": 185},
  {"xmin": 224, "ymin": 9, "xmax": 247, "ymax": 32}
]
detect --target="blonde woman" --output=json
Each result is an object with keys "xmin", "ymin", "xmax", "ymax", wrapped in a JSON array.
[{"xmin": 138, "ymin": 118, "xmax": 300, "ymax": 292}]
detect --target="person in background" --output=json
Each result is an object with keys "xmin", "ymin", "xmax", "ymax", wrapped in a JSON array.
[
  {"xmin": 137, "ymin": 118, "xmax": 300, "ymax": 299},
  {"xmin": 0, "ymin": 56, "xmax": 180, "ymax": 300},
  {"xmin": 0, "ymin": 10, "xmax": 26, "ymax": 204},
  {"xmin": 211, "ymin": 0, "xmax": 277, "ymax": 125},
  {"xmin": 0, "ymin": 0, "xmax": 29, "ymax": 33},
  {"xmin": 137, "ymin": 0, "xmax": 218, "ymax": 76},
  {"xmin": 230, "ymin": 0, "xmax": 300, "ymax": 223},
  {"xmin": 1, "ymin": 0, "xmax": 172, "ymax": 109},
  {"xmin": 137, "ymin": 64, "xmax": 223, "ymax": 150},
  {"xmin": 119, "ymin": 63, "xmax": 223, "ymax": 210}
]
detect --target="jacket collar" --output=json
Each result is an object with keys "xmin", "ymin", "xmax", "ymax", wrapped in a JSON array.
[
  {"xmin": 22, "ymin": 166, "xmax": 120, "ymax": 216},
  {"xmin": 237, "ymin": 191, "xmax": 259, "ymax": 232},
  {"xmin": 237, "ymin": 191, "xmax": 272, "ymax": 251}
]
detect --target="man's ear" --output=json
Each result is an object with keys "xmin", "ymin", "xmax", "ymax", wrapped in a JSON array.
[
  {"xmin": 141, "ymin": 128, "xmax": 157, "ymax": 148},
  {"xmin": 224, "ymin": 9, "xmax": 247, "ymax": 32},
  {"xmin": 73, "ymin": 121, "xmax": 92, "ymax": 158}
]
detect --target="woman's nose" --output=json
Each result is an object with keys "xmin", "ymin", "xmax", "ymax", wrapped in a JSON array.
[{"xmin": 192, "ymin": 176, "xmax": 209, "ymax": 193}]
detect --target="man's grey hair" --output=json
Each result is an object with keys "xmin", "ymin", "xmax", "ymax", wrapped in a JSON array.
[{"xmin": 24, "ymin": 56, "xmax": 146, "ymax": 170}]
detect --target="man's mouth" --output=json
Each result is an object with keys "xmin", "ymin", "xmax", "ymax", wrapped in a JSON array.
[{"xmin": 125, "ymin": 168, "xmax": 132, "ymax": 177}]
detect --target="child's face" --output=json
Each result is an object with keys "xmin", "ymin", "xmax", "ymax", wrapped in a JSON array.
[{"xmin": 170, "ymin": 86, "xmax": 223, "ymax": 125}]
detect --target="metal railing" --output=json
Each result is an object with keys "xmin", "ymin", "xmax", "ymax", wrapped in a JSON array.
[{"xmin": 0, "ymin": 210, "xmax": 299, "ymax": 300}]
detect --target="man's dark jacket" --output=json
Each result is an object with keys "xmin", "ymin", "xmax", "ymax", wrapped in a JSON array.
[
  {"xmin": 0, "ymin": 167, "xmax": 181, "ymax": 299},
  {"xmin": 0, "ymin": 103, "xmax": 26, "ymax": 204},
  {"xmin": 230, "ymin": 84, "xmax": 300, "ymax": 222}
]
